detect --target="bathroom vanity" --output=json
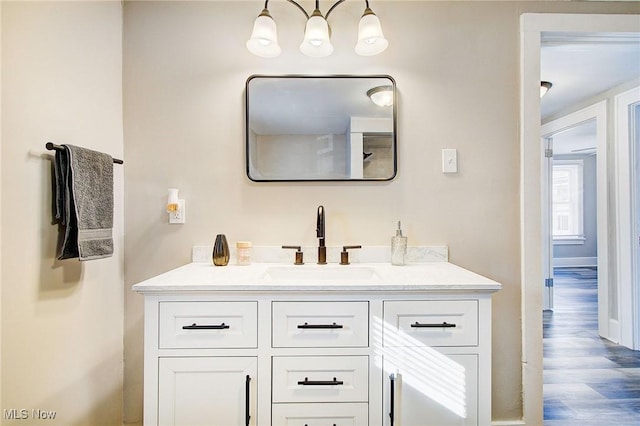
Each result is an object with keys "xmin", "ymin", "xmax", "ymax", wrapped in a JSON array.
[{"xmin": 133, "ymin": 260, "xmax": 501, "ymax": 426}]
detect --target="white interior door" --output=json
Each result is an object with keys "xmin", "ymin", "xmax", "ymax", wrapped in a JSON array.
[
  {"xmin": 635, "ymin": 101, "xmax": 640, "ymax": 350},
  {"xmin": 615, "ymin": 86, "xmax": 640, "ymax": 350}
]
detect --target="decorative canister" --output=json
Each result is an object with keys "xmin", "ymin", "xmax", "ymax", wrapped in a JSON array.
[
  {"xmin": 236, "ymin": 241, "xmax": 252, "ymax": 266},
  {"xmin": 212, "ymin": 234, "xmax": 230, "ymax": 266}
]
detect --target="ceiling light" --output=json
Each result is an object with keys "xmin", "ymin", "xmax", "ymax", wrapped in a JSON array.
[
  {"xmin": 540, "ymin": 81, "xmax": 553, "ymax": 98},
  {"xmin": 367, "ymin": 85, "xmax": 393, "ymax": 107},
  {"xmin": 247, "ymin": 0, "xmax": 388, "ymax": 58}
]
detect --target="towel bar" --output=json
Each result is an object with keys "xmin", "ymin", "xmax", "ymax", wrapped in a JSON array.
[{"xmin": 46, "ymin": 142, "xmax": 123, "ymax": 164}]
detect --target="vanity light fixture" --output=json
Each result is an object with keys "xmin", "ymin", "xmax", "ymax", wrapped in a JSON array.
[
  {"xmin": 540, "ymin": 81, "xmax": 553, "ymax": 98},
  {"xmin": 247, "ymin": 0, "xmax": 388, "ymax": 58},
  {"xmin": 367, "ymin": 85, "xmax": 393, "ymax": 107}
]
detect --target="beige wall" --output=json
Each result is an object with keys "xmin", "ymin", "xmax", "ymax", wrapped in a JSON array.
[
  {"xmin": 1, "ymin": 1, "xmax": 124, "ymax": 425},
  {"xmin": 2, "ymin": 1, "xmax": 636, "ymax": 426},
  {"xmin": 122, "ymin": 2, "xmax": 639, "ymax": 424},
  {"xmin": 0, "ymin": 0, "xmax": 3, "ymax": 410}
]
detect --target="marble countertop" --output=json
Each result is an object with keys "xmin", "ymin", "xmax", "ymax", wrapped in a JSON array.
[{"xmin": 132, "ymin": 261, "xmax": 502, "ymax": 294}]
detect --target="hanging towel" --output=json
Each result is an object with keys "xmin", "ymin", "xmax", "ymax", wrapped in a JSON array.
[{"xmin": 54, "ymin": 144, "xmax": 114, "ymax": 261}]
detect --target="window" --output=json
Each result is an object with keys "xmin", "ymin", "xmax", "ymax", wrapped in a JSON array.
[{"xmin": 552, "ymin": 160, "xmax": 585, "ymax": 244}]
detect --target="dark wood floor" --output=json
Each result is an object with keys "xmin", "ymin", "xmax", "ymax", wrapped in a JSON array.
[{"xmin": 543, "ymin": 267, "xmax": 640, "ymax": 425}]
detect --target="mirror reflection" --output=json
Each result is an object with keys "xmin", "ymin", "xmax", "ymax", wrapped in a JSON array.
[{"xmin": 246, "ymin": 75, "xmax": 396, "ymax": 181}]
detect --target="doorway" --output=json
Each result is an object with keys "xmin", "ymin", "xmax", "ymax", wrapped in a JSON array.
[
  {"xmin": 541, "ymin": 103, "xmax": 609, "ymax": 340},
  {"xmin": 520, "ymin": 13, "xmax": 640, "ymax": 425}
]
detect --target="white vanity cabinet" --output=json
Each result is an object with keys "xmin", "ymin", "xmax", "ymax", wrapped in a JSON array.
[
  {"xmin": 381, "ymin": 301, "xmax": 483, "ymax": 426},
  {"xmin": 148, "ymin": 300, "xmax": 259, "ymax": 426},
  {"xmin": 133, "ymin": 262, "xmax": 500, "ymax": 426}
]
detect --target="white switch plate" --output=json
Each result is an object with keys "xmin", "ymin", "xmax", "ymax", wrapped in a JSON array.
[
  {"xmin": 442, "ymin": 149, "xmax": 458, "ymax": 173},
  {"xmin": 169, "ymin": 199, "xmax": 185, "ymax": 224}
]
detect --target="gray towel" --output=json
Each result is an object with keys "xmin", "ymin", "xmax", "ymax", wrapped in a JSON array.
[{"xmin": 54, "ymin": 144, "xmax": 114, "ymax": 261}]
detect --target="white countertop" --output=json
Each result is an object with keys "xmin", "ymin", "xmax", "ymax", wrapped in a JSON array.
[{"xmin": 132, "ymin": 262, "xmax": 502, "ymax": 294}]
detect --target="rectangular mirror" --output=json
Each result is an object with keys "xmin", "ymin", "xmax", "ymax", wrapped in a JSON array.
[{"xmin": 246, "ymin": 75, "xmax": 396, "ymax": 181}]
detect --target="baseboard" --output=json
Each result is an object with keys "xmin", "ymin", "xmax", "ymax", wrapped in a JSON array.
[
  {"xmin": 492, "ymin": 420, "xmax": 526, "ymax": 426},
  {"xmin": 553, "ymin": 256, "xmax": 597, "ymax": 267}
]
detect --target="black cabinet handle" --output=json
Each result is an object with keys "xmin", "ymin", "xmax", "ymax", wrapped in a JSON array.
[
  {"xmin": 297, "ymin": 377, "xmax": 344, "ymax": 386},
  {"xmin": 297, "ymin": 322, "xmax": 343, "ymax": 329},
  {"xmin": 245, "ymin": 375, "xmax": 251, "ymax": 426},
  {"xmin": 182, "ymin": 322, "xmax": 230, "ymax": 330},
  {"xmin": 410, "ymin": 321, "xmax": 456, "ymax": 328},
  {"xmin": 389, "ymin": 373, "xmax": 395, "ymax": 426}
]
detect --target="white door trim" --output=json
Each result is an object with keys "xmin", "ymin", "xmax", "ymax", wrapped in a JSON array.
[
  {"xmin": 520, "ymin": 13, "xmax": 640, "ymax": 426},
  {"xmin": 541, "ymin": 101, "xmax": 609, "ymax": 339},
  {"xmin": 615, "ymin": 86, "xmax": 640, "ymax": 350}
]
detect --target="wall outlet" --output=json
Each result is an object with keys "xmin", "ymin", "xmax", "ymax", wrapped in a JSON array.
[{"xmin": 169, "ymin": 199, "xmax": 185, "ymax": 224}]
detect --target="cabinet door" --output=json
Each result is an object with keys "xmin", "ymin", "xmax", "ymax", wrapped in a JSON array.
[
  {"xmin": 158, "ymin": 357, "xmax": 257, "ymax": 426},
  {"xmin": 383, "ymin": 354, "xmax": 478, "ymax": 426}
]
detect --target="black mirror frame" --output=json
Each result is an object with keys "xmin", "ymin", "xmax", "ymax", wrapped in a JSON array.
[{"xmin": 245, "ymin": 74, "xmax": 397, "ymax": 182}]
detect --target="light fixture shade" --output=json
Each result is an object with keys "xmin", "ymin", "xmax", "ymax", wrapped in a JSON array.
[
  {"xmin": 300, "ymin": 14, "xmax": 333, "ymax": 57},
  {"xmin": 540, "ymin": 81, "xmax": 553, "ymax": 98},
  {"xmin": 355, "ymin": 10, "xmax": 388, "ymax": 56},
  {"xmin": 367, "ymin": 85, "xmax": 393, "ymax": 107},
  {"xmin": 246, "ymin": 10, "xmax": 281, "ymax": 58}
]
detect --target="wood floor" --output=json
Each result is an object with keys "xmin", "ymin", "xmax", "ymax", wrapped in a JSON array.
[{"xmin": 543, "ymin": 267, "xmax": 640, "ymax": 425}]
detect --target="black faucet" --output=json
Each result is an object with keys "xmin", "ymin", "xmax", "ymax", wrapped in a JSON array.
[{"xmin": 316, "ymin": 205, "xmax": 327, "ymax": 264}]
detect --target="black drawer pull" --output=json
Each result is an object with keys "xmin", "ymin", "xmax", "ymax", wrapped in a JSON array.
[
  {"xmin": 297, "ymin": 377, "xmax": 344, "ymax": 386},
  {"xmin": 411, "ymin": 321, "xmax": 456, "ymax": 328},
  {"xmin": 297, "ymin": 322, "xmax": 343, "ymax": 329},
  {"xmin": 182, "ymin": 322, "xmax": 230, "ymax": 330},
  {"xmin": 389, "ymin": 373, "xmax": 395, "ymax": 426},
  {"xmin": 245, "ymin": 375, "xmax": 251, "ymax": 426}
]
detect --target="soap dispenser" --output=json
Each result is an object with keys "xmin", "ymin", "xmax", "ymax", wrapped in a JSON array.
[{"xmin": 391, "ymin": 221, "xmax": 407, "ymax": 266}]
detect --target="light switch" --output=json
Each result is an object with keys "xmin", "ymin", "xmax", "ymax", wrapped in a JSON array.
[{"xmin": 442, "ymin": 149, "xmax": 458, "ymax": 173}]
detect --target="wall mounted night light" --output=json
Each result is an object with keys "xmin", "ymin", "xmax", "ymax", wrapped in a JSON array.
[
  {"xmin": 540, "ymin": 81, "xmax": 553, "ymax": 98},
  {"xmin": 247, "ymin": 0, "xmax": 388, "ymax": 58},
  {"xmin": 166, "ymin": 188, "xmax": 185, "ymax": 224},
  {"xmin": 367, "ymin": 85, "xmax": 393, "ymax": 107}
]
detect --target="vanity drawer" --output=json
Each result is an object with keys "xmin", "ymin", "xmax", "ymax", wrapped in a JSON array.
[
  {"xmin": 159, "ymin": 301, "xmax": 257, "ymax": 349},
  {"xmin": 272, "ymin": 356, "xmax": 369, "ymax": 403},
  {"xmin": 383, "ymin": 300, "xmax": 478, "ymax": 347},
  {"xmin": 272, "ymin": 301, "xmax": 368, "ymax": 348},
  {"xmin": 271, "ymin": 403, "xmax": 368, "ymax": 425}
]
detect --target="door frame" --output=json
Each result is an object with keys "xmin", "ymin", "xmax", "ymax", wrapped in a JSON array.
[
  {"xmin": 520, "ymin": 13, "xmax": 640, "ymax": 425},
  {"xmin": 540, "ymin": 102, "xmax": 608, "ymax": 337},
  {"xmin": 615, "ymin": 86, "xmax": 640, "ymax": 350}
]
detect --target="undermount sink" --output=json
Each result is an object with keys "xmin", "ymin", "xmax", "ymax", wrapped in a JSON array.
[{"xmin": 263, "ymin": 265, "xmax": 379, "ymax": 282}]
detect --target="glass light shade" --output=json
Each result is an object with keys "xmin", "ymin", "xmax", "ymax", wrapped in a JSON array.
[
  {"xmin": 299, "ymin": 15, "xmax": 333, "ymax": 57},
  {"xmin": 540, "ymin": 81, "xmax": 553, "ymax": 98},
  {"xmin": 246, "ymin": 12, "xmax": 281, "ymax": 58},
  {"xmin": 355, "ymin": 12, "xmax": 388, "ymax": 56},
  {"xmin": 367, "ymin": 85, "xmax": 393, "ymax": 107}
]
